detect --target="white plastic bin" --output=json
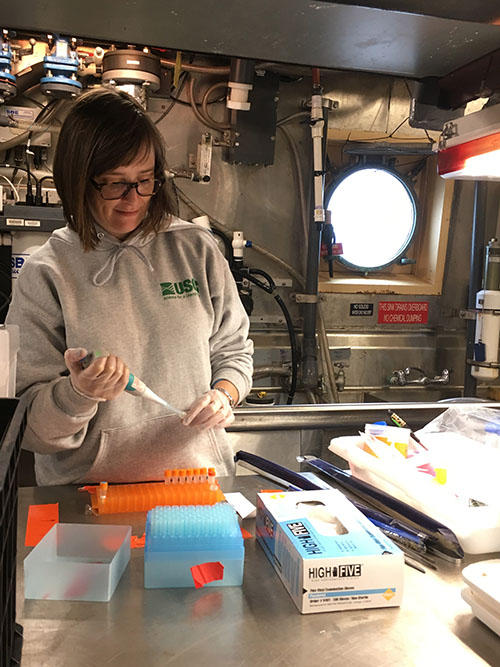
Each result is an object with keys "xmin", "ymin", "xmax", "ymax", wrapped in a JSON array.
[
  {"xmin": 329, "ymin": 433, "xmax": 500, "ymax": 554},
  {"xmin": 462, "ymin": 560, "xmax": 500, "ymax": 637},
  {"xmin": 0, "ymin": 325, "xmax": 19, "ymax": 398}
]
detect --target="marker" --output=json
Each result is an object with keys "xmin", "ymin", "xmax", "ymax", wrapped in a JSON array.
[
  {"xmin": 79, "ymin": 350, "xmax": 186, "ymax": 418},
  {"xmin": 387, "ymin": 410, "xmax": 428, "ymax": 451}
]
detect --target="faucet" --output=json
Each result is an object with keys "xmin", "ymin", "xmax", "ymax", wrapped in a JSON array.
[
  {"xmin": 334, "ymin": 362, "xmax": 347, "ymax": 392},
  {"xmin": 388, "ymin": 367, "xmax": 450, "ymax": 386},
  {"xmin": 428, "ymin": 368, "xmax": 450, "ymax": 385},
  {"xmin": 389, "ymin": 369, "xmax": 406, "ymax": 386}
]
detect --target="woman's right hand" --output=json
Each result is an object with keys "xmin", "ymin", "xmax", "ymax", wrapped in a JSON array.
[{"xmin": 64, "ymin": 348, "xmax": 130, "ymax": 401}]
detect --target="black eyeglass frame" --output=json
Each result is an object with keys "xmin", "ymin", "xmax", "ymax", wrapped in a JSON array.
[{"xmin": 90, "ymin": 176, "xmax": 165, "ymax": 200}]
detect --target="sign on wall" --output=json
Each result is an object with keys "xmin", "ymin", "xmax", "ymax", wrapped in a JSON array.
[
  {"xmin": 350, "ymin": 303, "xmax": 374, "ymax": 317},
  {"xmin": 377, "ymin": 301, "xmax": 429, "ymax": 324}
]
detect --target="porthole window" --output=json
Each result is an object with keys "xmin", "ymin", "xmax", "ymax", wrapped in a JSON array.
[{"xmin": 326, "ymin": 165, "xmax": 417, "ymax": 271}]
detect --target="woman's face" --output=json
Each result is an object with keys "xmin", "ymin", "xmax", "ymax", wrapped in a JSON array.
[{"xmin": 89, "ymin": 145, "xmax": 156, "ymax": 240}]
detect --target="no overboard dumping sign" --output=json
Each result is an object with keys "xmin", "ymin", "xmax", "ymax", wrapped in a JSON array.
[{"xmin": 378, "ymin": 301, "xmax": 429, "ymax": 324}]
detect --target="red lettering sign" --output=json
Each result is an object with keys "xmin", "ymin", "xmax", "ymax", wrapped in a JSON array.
[{"xmin": 377, "ymin": 301, "xmax": 429, "ymax": 324}]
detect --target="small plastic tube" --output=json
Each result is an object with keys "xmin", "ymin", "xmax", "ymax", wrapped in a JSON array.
[
  {"xmin": 98, "ymin": 481, "xmax": 108, "ymax": 501},
  {"xmin": 208, "ymin": 467, "xmax": 217, "ymax": 492}
]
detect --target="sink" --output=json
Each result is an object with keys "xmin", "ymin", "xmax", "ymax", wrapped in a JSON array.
[{"xmin": 363, "ymin": 389, "xmax": 461, "ymax": 403}]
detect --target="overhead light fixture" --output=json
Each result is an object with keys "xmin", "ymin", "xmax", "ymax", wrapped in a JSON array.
[{"xmin": 438, "ymin": 103, "xmax": 500, "ymax": 180}]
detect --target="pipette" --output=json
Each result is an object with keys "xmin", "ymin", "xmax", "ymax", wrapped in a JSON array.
[{"xmin": 79, "ymin": 350, "xmax": 186, "ymax": 418}]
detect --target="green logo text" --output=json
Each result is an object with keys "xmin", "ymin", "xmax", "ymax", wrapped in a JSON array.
[{"xmin": 161, "ymin": 278, "xmax": 199, "ymax": 299}]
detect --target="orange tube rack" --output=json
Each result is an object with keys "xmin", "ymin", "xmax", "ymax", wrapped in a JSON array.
[{"xmin": 83, "ymin": 468, "xmax": 225, "ymax": 515}]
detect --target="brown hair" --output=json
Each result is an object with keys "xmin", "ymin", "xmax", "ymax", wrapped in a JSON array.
[{"xmin": 53, "ymin": 86, "xmax": 175, "ymax": 250}]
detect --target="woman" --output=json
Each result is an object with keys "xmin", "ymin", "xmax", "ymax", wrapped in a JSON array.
[{"xmin": 6, "ymin": 86, "xmax": 253, "ymax": 485}]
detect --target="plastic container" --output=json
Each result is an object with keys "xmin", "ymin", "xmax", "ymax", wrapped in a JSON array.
[
  {"xmin": 0, "ymin": 325, "xmax": 19, "ymax": 398},
  {"xmin": 144, "ymin": 503, "xmax": 244, "ymax": 588},
  {"xmin": 461, "ymin": 587, "xmax": 500, "ymax": 636},
  {"xmin": 86, "ymin": 470, "xmax": 225, "ymax": 514},
  {"xmin": 329, "ymin": 433, "xmax": 500, "ymax": 554},
  {"xmin": 0, "ymin": 398, "xmax": 25, "ymax": 667},
  {"xmin": 462, "ymin": 560, "xmax": 500, "ymax": 637},
  {"xmin": 24, "ymin": 523, "xmax": 131, "ymax": 601}
]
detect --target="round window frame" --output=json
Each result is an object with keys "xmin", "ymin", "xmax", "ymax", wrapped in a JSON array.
[{"xmin": 325, "ymin": 163, "xmax": 419, "ymax": 272}]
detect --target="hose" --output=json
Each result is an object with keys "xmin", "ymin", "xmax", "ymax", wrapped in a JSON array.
[
  {"xmin": 175, "ymin": 129, "xmax": 338, "ymax": 403},
  {"xmin": 0, "ymin": 164, "xmax": 39, "ymax": 187},
  {"xmin": 231, "ymin": 266, "xmax": 299, "ymax": 405},
  {"xmin": 209, "ymin": 227, "xmax": 233, "ymax": 261},
  {"xmin": 188, "ymin": 76, "xmax": 231, "ymax": 132},
  {"xmin": 175, "ymin": 186, "xmax": 305, "ymax": 285},
  {"xmin": 274, "ymin": 292, "xmax": 299, "ymax": 404},
  {"xmin": 154, "ymin": 71, "xmax": 189, "ymax": 125},
  {"xmin": 277, "ymin": 111, "xmax": 310, "ymax": 127},
  {"xmin": 277, "ymin": 124, "xmax": 309, "ymax": 246},
  {"xmin": 201, "ymin": 81, "xmax": 229, "ymax": 125},
  {"xmin": 161, "ymin": 58, "xmax": 230, "ymax": 75},
  {"xmin": 304, "ymin": 389, "xmax": 318, "ymax": 404},
  {"xmin": 208, "ymin": 225, "xmax": 300, "ymax": 403}
]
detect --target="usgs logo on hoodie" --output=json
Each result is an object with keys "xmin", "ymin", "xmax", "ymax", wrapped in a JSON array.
[{"xmin": 161, "ymin": 277, "xmax": 199, "ymax": 299}]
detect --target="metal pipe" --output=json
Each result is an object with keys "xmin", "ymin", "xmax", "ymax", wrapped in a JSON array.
[
  {"xmin": 301, "ymin": 73, "xmax": 328, "ymax": 390},
  {"xmin": 252, "ymin": 366, "xmax": 290, "ymax": 378},
  {"xmin": 317, "ymin": 306, "xmax": 339, "ymax": 402},
  {"xmin": 464, "ymin": 181, "xmax": 488, "ymax": 396},
  {"xmin": 316, "ymin": 321, "xmax": 336, "ymax": 403},
  {"xmin": 228, "ymin": 402, "xmax": 500, "ymax": 431}
]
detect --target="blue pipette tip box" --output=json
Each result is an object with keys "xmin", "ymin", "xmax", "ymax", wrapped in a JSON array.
[{"xmin": 144, "ymin": 503, "xmax": 244, "ymax": 588}]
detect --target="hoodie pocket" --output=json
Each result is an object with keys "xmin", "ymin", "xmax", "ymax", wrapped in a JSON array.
[{"xmin": 85, "ymin": 413, "xmax": 231, "ymax": 483}]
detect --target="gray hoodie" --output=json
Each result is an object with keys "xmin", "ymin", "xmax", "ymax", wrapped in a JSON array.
[{"xmin": 6, "ymin": 218, "xmax": 253, "ymax": 485}]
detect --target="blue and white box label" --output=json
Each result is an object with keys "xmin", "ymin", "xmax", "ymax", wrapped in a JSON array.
[{"xmin": 256, "ymin": 489, "xmax": 404, "ymax": 614}]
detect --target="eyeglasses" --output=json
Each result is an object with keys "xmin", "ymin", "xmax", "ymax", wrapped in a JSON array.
[{"xmin": 90, "ymin": 177, "xmax": 164, "ymax": 200}]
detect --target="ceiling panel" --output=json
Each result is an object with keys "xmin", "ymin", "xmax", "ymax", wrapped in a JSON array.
[
  {"xmin": 324, "ymin": 1, "xmax": 500, "ymax": 24},
  {"xmin": 1, "ymin": 1, "xmax": 500, "ymax": 79}
]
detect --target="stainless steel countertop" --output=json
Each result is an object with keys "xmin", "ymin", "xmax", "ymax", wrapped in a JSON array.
[{"xmin": 16, "ymin": 477, "xmax": 500, "ymax": 667}]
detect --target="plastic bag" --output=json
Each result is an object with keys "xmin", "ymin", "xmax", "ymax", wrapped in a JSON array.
[{"xmin": 418, "ymin": 406, "xmax": 500, "ymax": 446}]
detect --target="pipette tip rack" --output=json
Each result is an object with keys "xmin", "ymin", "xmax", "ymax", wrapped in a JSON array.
[
  {"xmin": 144, "ymin": 502, "xmax": 245, "ymax": 588},
  {"xmin": 84, "ymin": 467, "xmax": 225, "ymax": 514}
]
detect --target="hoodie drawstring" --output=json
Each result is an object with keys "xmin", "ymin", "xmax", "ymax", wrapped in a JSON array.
[{"xmin": 92, "ymin": 243, "xmax": 154, "ymax": 286}]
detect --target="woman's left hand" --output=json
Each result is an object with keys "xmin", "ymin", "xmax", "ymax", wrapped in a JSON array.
[{"xmin": 183, "ymin": 389, "xmax": 235, "ymax": 430}]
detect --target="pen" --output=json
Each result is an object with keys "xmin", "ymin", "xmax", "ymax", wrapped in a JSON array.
[
  {"xmin": 387, "ymin": 410, "xmax": 428, "ymax": 451},
  {"xmin": 370, "ymin": 520, "xmax": 428, "ymax": 556},
  {"xmin": 234, "ymin": 450, "xmax": 437, "ymax": 560},
  {"xmin": 359, "ymin": 509, "xmax": 428, "ymax": 554},
  {"xmin": 297, "ymin": 455, "xmax": 464, "ymax": 563}
]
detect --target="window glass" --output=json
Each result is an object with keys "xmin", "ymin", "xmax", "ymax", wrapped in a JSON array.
[{"xmin": 326, "ymin": 166, "xmax": 417, "ymax": 271}]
